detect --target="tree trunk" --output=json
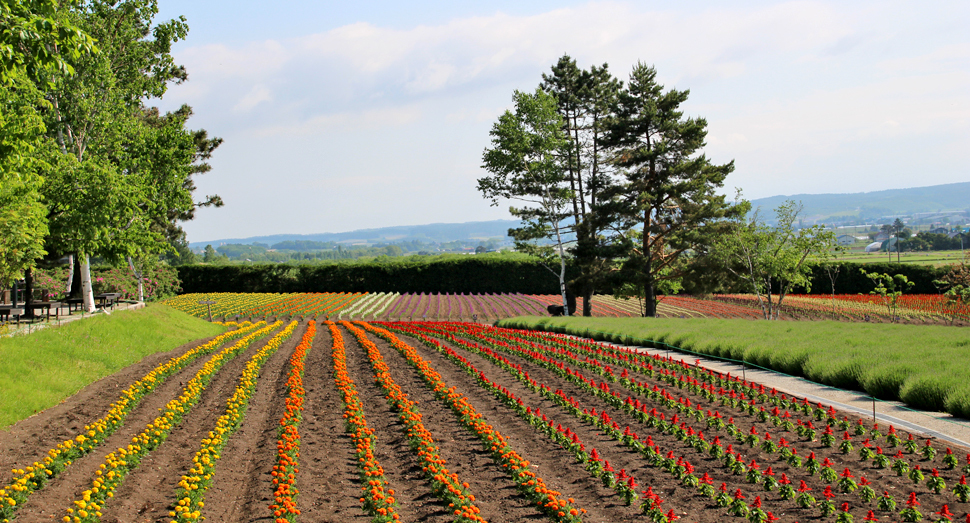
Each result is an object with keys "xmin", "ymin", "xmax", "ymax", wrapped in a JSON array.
[
  {"xmin": 81, "ymin": 255, "xmax": 95, "ymax": 312},
  {"xmin": 583, "ymin": 286, "xmax": 593, "ymax": 317},
  {"xmin": 64, "ymin": 254, "xmax": 74, "ymax": 296},
  {"xmin": 70, "ymin": 254, "xmax": 83, "ymax": 298},
  {"xmin": 127, "ymin": 256, "xmax": 144, "ymax": 302},
  {"xmin": 23, "ymin": 267, "xmax": 34, "ymax": 319},
  {"xmin": 643, "ymin": 280, "xmax": 657, "ymax": 317}
]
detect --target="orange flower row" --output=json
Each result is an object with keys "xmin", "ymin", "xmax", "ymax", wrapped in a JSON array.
[
  {"xmin": 327, "ymin": 322, "xmax": 400, "ymax": 523},
  {"xmin": 269, "ymin": 322, "xmax": 317, "ymax": 522},
  {"xmin": 356, "ymin": 321, "xmax": 585, "ymax": 523},
  {"xmin": 340, "ymin": 322, "xmax": 486, "ymax": 523}
]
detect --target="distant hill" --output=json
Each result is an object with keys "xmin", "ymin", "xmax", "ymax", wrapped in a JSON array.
[
  {"xmin": 188, "ymin": 219, "xmax": 521, "ymax": 249},
  {"xmin": 190, "ymin": 183, "xmax": 970, "ymax": 248},
  {"xmin": 749, "ymin": 182, "xmax": 970, "ymax": 225}
]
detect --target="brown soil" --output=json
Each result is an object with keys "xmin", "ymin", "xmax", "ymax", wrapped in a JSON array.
[{"xmin": 3, "ymin": 320, "xmax": 968, "ymax": 523}]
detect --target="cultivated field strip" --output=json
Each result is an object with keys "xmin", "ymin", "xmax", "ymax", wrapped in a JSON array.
[
  {"xmin": 58, "ymin": 321, "xmax": 283, "ymax": 523},
  {"xmin": 358, "ymin": 322, "xmax": 589, "ymax": 523},
  {"xmin": 6, "ymin": 319, "xmax": 969, "ymax": 523},
  {"xmin": 0, "ymin": 321, "xmax": 265, "ymax": 521},
  {"xmin": 387, "ymin": 322, "xmax": 970, "ymax": 522}
]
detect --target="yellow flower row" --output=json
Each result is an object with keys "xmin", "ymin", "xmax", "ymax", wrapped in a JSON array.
[
  {"xmin": 0, "ymin": 322, "xmax": 263, "ymax": 521},
  {"xmin": 62, "ymin": 322, "xmax": 282, "ymax": 523},
  {"xmin": 169, "ymin": 321, "xmax": 300, "ymax": 523}
]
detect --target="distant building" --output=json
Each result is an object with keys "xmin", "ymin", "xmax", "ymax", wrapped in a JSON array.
[
  {"xmin": 930, "ymin": 227, "xmax": 949, "ymax": 234},
  {"xmin": 836, "ymin": 234, "xmax": 856, "ymax": 246},
  {"xmin": 874, "ymin": 232, "xmax": 890, "ymax": 242},
  {"xmin": 865, "ymin": 241, "xmax": 883, "ymax": 253}
]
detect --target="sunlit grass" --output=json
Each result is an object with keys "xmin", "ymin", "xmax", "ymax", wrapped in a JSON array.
[
  {"xmin": 498, "ymin": 316, "xmax": 970, "ymax": 418},
  {"xmin": 0, "ymin": 304, "xmax": 225, "ymax": 429}
]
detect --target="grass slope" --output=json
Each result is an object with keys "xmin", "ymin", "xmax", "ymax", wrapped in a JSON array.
[
  {"xmin": 0, "ymin": 304, "xmax": 225, "ymax": 429},
  {"xmin": 498, "ymin": 316, "xmax": 970, "ymax": 418}
]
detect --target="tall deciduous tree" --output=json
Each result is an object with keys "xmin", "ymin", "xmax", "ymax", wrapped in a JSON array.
[
  {"xmin": 0, "ymin": 0, "xmax": 92, "ymax": 292},
  {"xmin": 479, "ymin": 88, "xmax": 573, "ymax": 314},
  {"xmin": 600, "ymin": 62, "xmax": 734, "ymax": 317},
  {"xmin": 39, "ymin": 0, "xmax": 220, "ymax": 310},
  {"xmin": 715, "ymin": 199, "xmax": 837, "ymax": 320},
  {"xmin": 541, "ymin": 55, "xmax": 622, "ymax": 316}
]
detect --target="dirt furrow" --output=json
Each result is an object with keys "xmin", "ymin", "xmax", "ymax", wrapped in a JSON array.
[
  {"xmin": 63, "ymin": 325, "xmax": 285, "ymax": 523},
  {"xmin": 291, "ymin": 324, "xmax": 371, "ymax": 523},
  {"xmin": 0, "ymin": 333, "xmax": 226, "ymax": 487},
  {"xmin": 370, "ymin": 327, "xmax": 641, "ymax": 523},
  {"xmin": 9, "ymin": 328, "xmax": 272, "ymax": 523},
  {"xmin": 357, "ymin": 327, "xmax": 547, "ymax": 522},
  {"xmin": 191, "ymin": 323, "xmax": 306, "ymax": 522},
  {"xmin": 340, "ymin": 326, "xmax": 454, "ymax": 522}
]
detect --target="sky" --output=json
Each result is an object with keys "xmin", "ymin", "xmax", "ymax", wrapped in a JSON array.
[{"xmin": 150, "ymin": 0, "xmax": 970, "ymax": 243}]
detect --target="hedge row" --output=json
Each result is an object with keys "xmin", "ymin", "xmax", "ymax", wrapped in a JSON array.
[
  {"xmin": 177, "ymin": 258, "xmax": 581, "ymax": 295},
  {"xmin": 176, "ymin": 258, "xmax": 953, "ymax": 295},
  {"xmin": 803, "ymin": 262, "xmax": 949, "ymax": 295}
]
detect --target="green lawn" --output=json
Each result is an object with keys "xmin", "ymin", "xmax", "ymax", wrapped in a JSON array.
[
  {"xmin": 497, "ymin": 316, "xmax": 970, "ymax": 418},
  {"xmin": 0, "ymin": 304, "xmax": 225, "ymax": 429}
]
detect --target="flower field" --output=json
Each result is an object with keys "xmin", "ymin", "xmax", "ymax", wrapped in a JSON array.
[
  {"xmin": 2, "ymin": 319, "xmax": 968, "ymax": 523},
  {"xmin": 163, "ymin": 292, "xmax": 966, "ymax": 323}
]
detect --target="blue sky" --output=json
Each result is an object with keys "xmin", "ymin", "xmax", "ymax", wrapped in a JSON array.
[{"xmin": 151, "ymin": 1, "xmax": 970, "ymax": 242}]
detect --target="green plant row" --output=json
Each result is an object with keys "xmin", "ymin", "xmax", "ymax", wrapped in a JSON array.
[
  {"xmin": 174, "ymin": 259, "xmax": 953, "ymax": 296},
  {"xmin": 496, "ymin": 316, "xmax": 970, "ymax": 418}
]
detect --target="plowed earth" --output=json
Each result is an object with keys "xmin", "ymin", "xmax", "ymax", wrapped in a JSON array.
[{"xmin": 2, "ymin": 321, "xmax": 968, "ymax": 523}]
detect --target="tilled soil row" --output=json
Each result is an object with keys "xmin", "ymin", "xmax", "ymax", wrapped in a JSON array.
[
  {"xmin": 11, "ymin": 323, "xmax": 288, "ymax": 523},
  {"xmin": 494, "ymin": 331, "xmax": 970, "ymax": 510},
  {"xmin": 0, "ymin": 331, "xmax": 228, "ymax": 488},
  {"xmin": 389, "ymin": 328, "xmax": 724, "ymax": 521},
  {"xmin": 427, "ymin": 325, "xmax": 970, "ymax": 521},
  {"xmin": 361, "ymin": 324, "xmax": 644, "ymax": 523},
  {"xmin": 293, "ymin": 325, "xmax": 371, "ymax": 523},
  {"xmin": 339, "ymin": 324, "xmax": 455, "ymax": 522},
  {"xmin": 349, "ymin": 325, "xmax": 549, "ymax": 522}
]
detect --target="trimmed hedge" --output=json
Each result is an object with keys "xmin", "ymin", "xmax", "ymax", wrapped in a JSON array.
[
  {"xmin": 177, "ymin": 258, "xmax": 581, "ymax": 294},
  {"xmin": 175, "ymin": 259, "xmax": 952, "ymax": 295},
  {"xmin": 804, "ymin": 262, "xmax": 948, "ymax": 295}
]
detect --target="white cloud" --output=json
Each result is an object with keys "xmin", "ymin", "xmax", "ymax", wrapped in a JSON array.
[
  {"xmin": 256, "ymin": 105, "xmax": 423, "ymax": 136},
  {"xmin": 233, "ymin": 84, "xmax": 273, "ymax": 112},
  {"xmin": 161, "ymin": 1, "xmax": 970, "ymax": 240}
]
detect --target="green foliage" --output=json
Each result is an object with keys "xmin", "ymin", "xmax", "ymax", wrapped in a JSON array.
[
  {"xmin": 715, "ymin": 199, "xmax": 837, "ymax": 319},
  {"xmin": 0, "ymin": 73, "xmax": 51, "ymax": 287},
  {"xmin": 599, "ymin": 62, "xmax": 734, "ymax": 317},
  {"xmin": 497, "ymin": 316, "xmax": 970, "ymax": 418},
  {"xmin": 860, "ymin": 269, "xmax": 914, "ymax": 322},
  {"xmin": 177, "ymin": 256, "xmax": 584, "ymax": 295},
  {"xmin": 479, "ymin": 87, "xmax": 572, "ymax": 307},
  {"xmin": 0, "ymin": 303, "xmax": 224, "ymax": 428}
]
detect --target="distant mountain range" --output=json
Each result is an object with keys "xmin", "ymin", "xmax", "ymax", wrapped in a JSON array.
[
  {"xmin": 188, "ymin": 220, "xmax": 521, "ymax": 249},
  {"xmin": 191, "ymin": 182, "xmax": 970, "ymax": 248},
  {"xmin": 749, "ymin": 181, "xmax": 970, "ymax": 225}
]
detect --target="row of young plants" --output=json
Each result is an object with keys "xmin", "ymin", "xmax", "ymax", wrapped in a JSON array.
[
  {"xmin": 409, "ymin": 322, "xmax": 970, "ymax": 522},
  {"xmin": 340, "ymin": 322, "xmax": 487, "ymax": 523},
  {"xmin": 355, "ymin": 321, "xmax": 587, "ymax": 523},
  {"xmin": 505, "ymin": 324, "xmax": 970, "ymax": 491},
  {"xmin": 0, "ymin": 321, "xmax": 263, "ymax": 522},
  {"xmin": 61, "ymin": 321, "xmax": 283, "ymax": 523},
  {"xmin": 269, "ymin": 321, "xmax": 317, "ymax": 523},
  {"xmin": 327, "ymin": 322, "xmax": 401, "ymax": 522},
  {"xmin": 380, "ymin": 321, "xmax": 675, "ymax": 520},
  {"xmin": 412, "ymin": 321, "xmax": 836, "ymax": 520},
  {"xmin": 497, "ymin": 325, "xmax": 970, "ymax": 520},
  {"xmin": 169, "ymin": 321, "xmax": 300, "ymax": 522}
]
